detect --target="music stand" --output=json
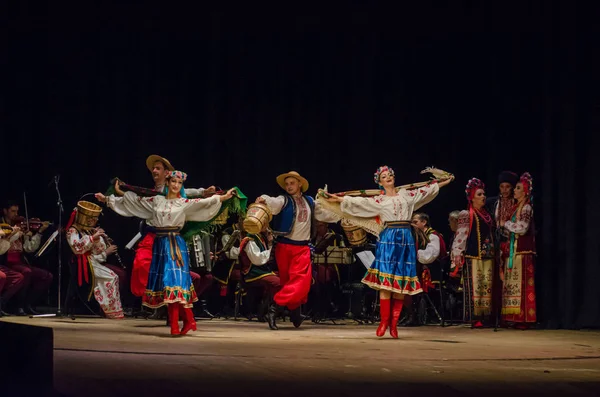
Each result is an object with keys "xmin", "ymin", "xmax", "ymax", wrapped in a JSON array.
[{"xmin": 31, "ymin": 176, "xmax": 65, "ymax": 318}]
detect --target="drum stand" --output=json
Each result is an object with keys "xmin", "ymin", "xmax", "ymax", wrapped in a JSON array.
[{"xmin": 312, "ymin": 250, "xmax": 338, "ymax": 325}]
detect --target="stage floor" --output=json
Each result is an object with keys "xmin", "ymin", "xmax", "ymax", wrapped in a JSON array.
[{"xmin": 2, "ymin": 316, "xmax": 600, "ymax": 396}]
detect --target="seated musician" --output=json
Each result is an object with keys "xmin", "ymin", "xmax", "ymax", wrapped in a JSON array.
[
  {"xmin": 1, "ymin": 200, "xmax": 53, "ymax": 315},
  {"xmin": 230, "ymin": 222, "xmax": 281, "ymax": 329},
  {"xmin": 65, "ymin": 201, "xmax": 124, "ymax": 319},
  {"xmin": 402, "ymin": 212, "xmax": 446, "ymax": 326},
  {"xmin": 211, "ymin": 221, "xmax": 243, "ymax": 315},
  {"xmin": 0, "ymin": 228, "xmax": 26, "ymax": 316}
]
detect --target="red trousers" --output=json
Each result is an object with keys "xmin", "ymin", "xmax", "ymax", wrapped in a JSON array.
[
  {"xmin": 6, "ymin": 253, "xmax": 53, "ymax": 305},
  {"xmin": 273, "ymin": 243, "xmax": 311, "ymax": 310},
  {"xmin": 190, "ymin": 271, "xmax": 213, "ymax": 297},
  {"xmin": 0, "ymin": 265, "xmax": 25, "ymax": 301},
  {"xmin": 247, "ymin": 274, "xmax": 281, "ymax": 297},
  {"xmin": 131, "ymin": 232, "xmax": 155, "ymax": 297}
]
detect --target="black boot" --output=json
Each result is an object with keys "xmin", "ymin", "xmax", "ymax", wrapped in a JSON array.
[
  {"xmin": 266, "ymin": 304, "xmax": 279, "ymax": 330},
  {"xmin": 290, "ymin": 307, "xmax": 304, "ymax": 328},
  {"xmin": 0, "ymin": 297, "xmax": 7, "ymax": 317}
]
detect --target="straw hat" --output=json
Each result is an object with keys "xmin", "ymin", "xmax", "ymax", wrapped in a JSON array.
[
  {"xmin": 276, "ymin": 171, "xmax": 309, "ymax": 193},
  {"xmin": 146, "ymin": 154, "xmax": 175, "ymax": 172}
]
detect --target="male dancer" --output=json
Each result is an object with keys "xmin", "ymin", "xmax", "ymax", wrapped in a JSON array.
[{"xmin": 256, "ymin": 171, "xmax": 338, "ymax": 329}]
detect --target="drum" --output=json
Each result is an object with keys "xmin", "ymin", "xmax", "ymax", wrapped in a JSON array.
[
  {"xmin": 312, "ymin": 247, "xmax": 354, "ymax": 265},
  {"xmin": 243, "ymin": 203, "xmax": 272, "ymax": 234},
  {"xmin": 341, "ymin": 219, "xmax": 367, "ymax": 246}
]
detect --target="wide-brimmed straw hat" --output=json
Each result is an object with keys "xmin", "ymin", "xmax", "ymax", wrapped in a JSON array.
[
  {"xmin": 146, "ymin": 154, "xmax": 175, "ymax": 172},
  {"xmin": 276, "ymin": 171, "xmax": 309, "ymax": 193}
]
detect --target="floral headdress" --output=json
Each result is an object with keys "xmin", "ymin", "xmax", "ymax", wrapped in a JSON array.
[
  {"xmin": 465, "ymin": 178, "xmax": 485, "ymax": 202},
  {"xmin": 374, "ymin": 165, "xmax": 395, "ymax": 186},
  {"xmin": 167, "ymin": 170, "xmax": 187, "ymax": 182},
  {"xmin": 519, "ymin": 172, "xmax": 533, "ymax": 197}
]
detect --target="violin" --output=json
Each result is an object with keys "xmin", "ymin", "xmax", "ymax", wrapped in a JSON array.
[
  {"xmin": 13, "ymin": 216, "xmax": 52, "ymax": 233},
  {"xmin": 0, "ymin": 223, "xmax": 13, "ymax": 235}
]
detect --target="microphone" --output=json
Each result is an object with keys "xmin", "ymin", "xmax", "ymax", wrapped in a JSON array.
[{"xmin": 47, "ymin": 174, "xmax": 60, "ymax": 187}]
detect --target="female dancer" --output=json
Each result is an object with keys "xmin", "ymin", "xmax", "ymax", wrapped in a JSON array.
[
  {"xmin": 324, "ymin": 166, "xmax": 452, "ymax": 338},
  {"xmin": 451, "ymin": 178, "xmax": 497, "ymax": 328},
  {"xmin": 500, "ymin": 172, "xmax": 536, "ymax": 328},
  {"xmin": 96, "ymin": 170, "xmax": 234, "ymax": 335}
]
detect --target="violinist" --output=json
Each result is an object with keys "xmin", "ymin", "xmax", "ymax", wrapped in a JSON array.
[
  {"xmin": 0, "ymin": 227, "xmax": 26, "ymax": 316},
  {"xmin": 1, "ymin": 199, "xmax": 53, "ymax": 315}
]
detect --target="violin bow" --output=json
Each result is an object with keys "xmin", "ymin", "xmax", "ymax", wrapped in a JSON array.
[{"xmin": 23, "ymin": 191, "xmax": 30, "ymax": 231}]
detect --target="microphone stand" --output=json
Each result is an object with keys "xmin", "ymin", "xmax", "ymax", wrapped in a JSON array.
[{"xmin": 32, "ymin": 175, "xmax": 65, "ymax": 318}]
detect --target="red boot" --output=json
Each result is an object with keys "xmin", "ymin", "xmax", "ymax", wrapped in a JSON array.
[
  {"xmin": 179, "ymin": 305, "xmax": 197, "ymax": 336},
  {"xmin": 168, "ymin": 304, "xmax": 180, "ymax": 336},
  {"xmin": 376, "ymin": 298, "xmax": 391, "ymax": 337},
  {"xmin": 389, "ymin": 298, "xmax": 404, "ymax": 339}
]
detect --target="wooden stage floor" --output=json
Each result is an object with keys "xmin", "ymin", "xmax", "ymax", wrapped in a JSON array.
[{"xmin": 2, "ymin": 316, "xmax": 600, "ymax": 396}]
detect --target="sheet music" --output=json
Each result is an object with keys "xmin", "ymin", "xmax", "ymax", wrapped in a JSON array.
[
  {"xmin": 125, "ymin": 232, "xmax": 142, "ymax": 250},
  {"xmin": 356, "ymin": 250, "xmax": 375, "ymax": 270},
  {"xmin": 35, "ymin": 230, "xmax": 59, "ymax": 257}
]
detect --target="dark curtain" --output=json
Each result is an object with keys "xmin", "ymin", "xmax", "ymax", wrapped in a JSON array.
[{"xmin": 3, "ymin": 3, "xmax": 598, "ymax": 328}]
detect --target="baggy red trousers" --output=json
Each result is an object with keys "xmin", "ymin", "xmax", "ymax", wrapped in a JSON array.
[
  {"xmin": 273, "ymin": 243, "xmax": 311, "ymax": 310},
  {"xmin": 131, "ymin": 232, "xmax": 155, "ymax": 297}
]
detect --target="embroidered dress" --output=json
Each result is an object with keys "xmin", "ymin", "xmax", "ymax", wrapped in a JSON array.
[
  {"xmin": 107, "ymin": 192, "xmax": 222, "ymax": 308},
  {"xmin": 67, "ymin": 228, "xmax": 124, "ymax": 319},
  {"xmin": 339, "ymin": 182, "xmax": 439, "ymax": 295},
  {"xmin": 451, "ymin": 209, "xmax": 496, "ymax": 319},
  {"xmin": 502, "ymin": 203, "xmax": 536, "ymax": 323}
]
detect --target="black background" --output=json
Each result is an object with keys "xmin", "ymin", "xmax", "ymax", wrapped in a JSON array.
[{"xmin": 4, "ymin": 3, "xmax": 598, "ymax": 328}]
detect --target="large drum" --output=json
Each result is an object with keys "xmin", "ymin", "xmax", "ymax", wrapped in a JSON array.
[
  {"xmin": 243, "ymin": 203, "xmax": 272, "ymax": 234},
  {"xmin": 341, "ymin": 219, "xmax": 367, "ymax": 246}
]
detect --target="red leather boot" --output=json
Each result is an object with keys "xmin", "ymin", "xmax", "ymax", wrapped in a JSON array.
[
  {"xmin": 179, "ymin": 305, "xmax": 197, "ymax": 336},
  {"xmin": 389, "ymin": 298, "xmax": 404, "ymax": 339},
  {"xmin": 376, "ymin": 298, "xmax": 391, "ymax": 337},
  {"xmin": 168, "ymin": 304, "xmax": 180, "ymax": 336}
]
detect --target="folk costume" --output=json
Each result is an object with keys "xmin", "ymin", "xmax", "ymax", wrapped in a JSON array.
[
  {"xmin": 501, "ymin": 173, "xmax": 537, "ymax": 325},
  {"xmin": 65, "ymin": 201, "xmax": 124, "ymax": 319},
  {"xmin": 340, "ymin": 167, "xmax": 441, "ymax": 337},
  {"xmin": 0, "ymin": 233, "xmax": 26, "ymax": 316},
  {"xmin": 260, "ymin": 171, "xmax": 339, "ymax": 328},
  {"xmin": 105, "ymin": 170, "xmax": 223, "ymax": 336},
  {"xmin": 451, "ymin": 178, "xmax": 497, "ymax": 326},
  {"xmin": 1, "ymin": 216, "xmax": 53, "ymax": 314},
  {"xmin": 107, "ymin": 154, "xmax": 209, "ymax": 298}
]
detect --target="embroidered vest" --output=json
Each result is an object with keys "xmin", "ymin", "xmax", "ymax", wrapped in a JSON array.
[
  {"xmin": 271, "ymin": 195, "xmax": 316, "ymax": 240},
  {"xmin": 239, "ymin": 233, "xmax": 275, "ymax": 282},
  {"xmin": 465, "ymin": 212, "xmax": 495, "ymax": 259}
]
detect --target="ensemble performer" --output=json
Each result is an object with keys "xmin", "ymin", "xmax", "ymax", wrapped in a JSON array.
[
  {"xmin": 113, "ymin": 154, "xmax": 215, "ymax": 298},
  {"xmin": 255, "ymin": 171, "xmax": 340, "ymax": 329},
  {"xmin": 450, "ymin": 178, "xmax": 497, "ymax": 328},
  {"xmin": 1, "ymin": 200, "xmax": 53, "ymax": 315},
  {"xmin": 402, "ymin": 212, "xmax": 447, "ymax": 326},
  {"xmin": 65, "ymin": 201, "xmax": 125, "ymax": 319},
  {"xmin": 322, "ymin": 166, "xmax": 453, "ymax": 338},
  {"xmin": 96, "ymin": 170, "xmax": 234, "ymax": 336},
  {"xmin": 488, "ymin": 171, "xmax": 518, "ymax": 265},
  {"xmin": 500, "ymin": 172, "xmax": 537, "ymax": 328},
  {"xmin": 231, "ymin": 222, "xmax": 281, "ymax": 329},
  {"xmin": 0, "ymin": 229, "xmax": 26, "ymax": 316}
]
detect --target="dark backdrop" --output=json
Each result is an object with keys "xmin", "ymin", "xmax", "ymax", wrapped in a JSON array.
[{"xmin": 3, "ymin": 3, "xmax": 598, "ymax": 328}]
